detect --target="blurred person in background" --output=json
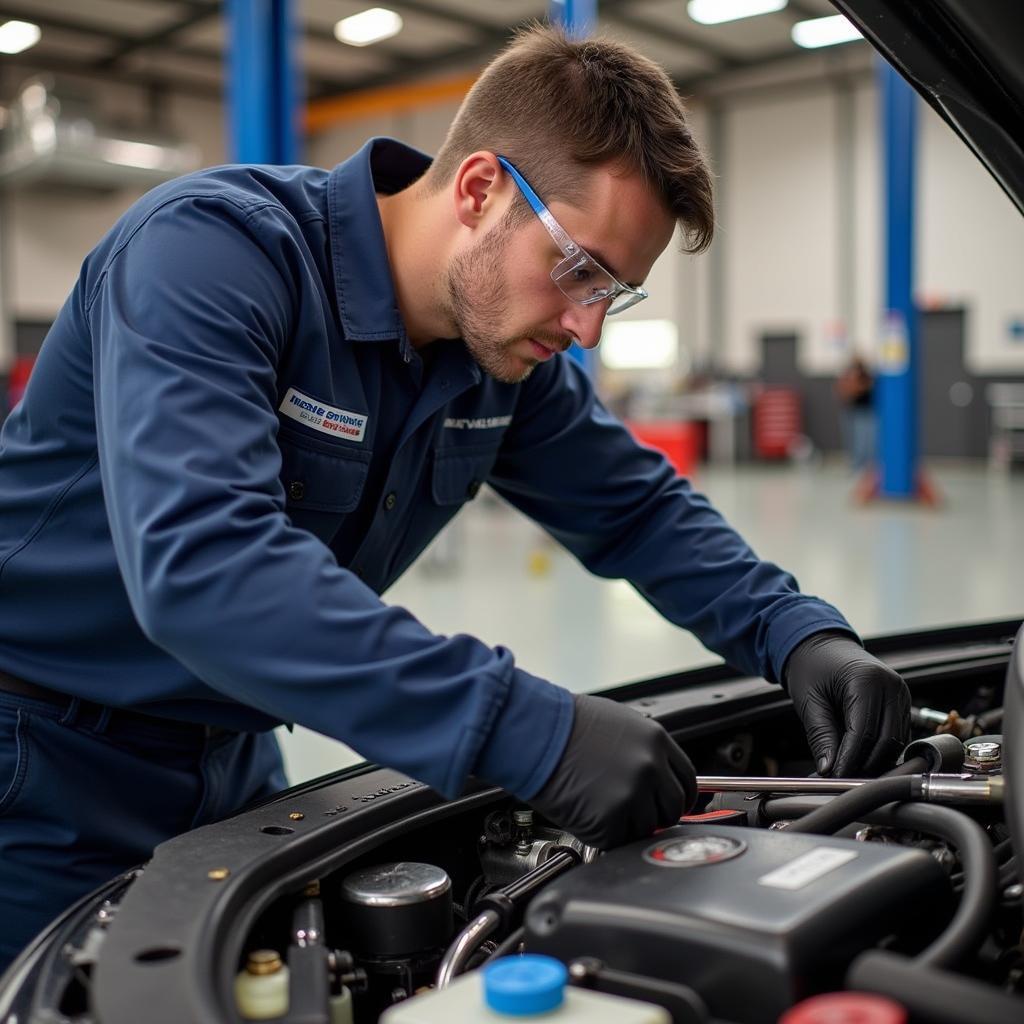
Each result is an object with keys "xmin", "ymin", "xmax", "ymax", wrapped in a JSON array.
[{"xmin": 837, "ymin": 355, "xmax": 876, "ymax": 472}]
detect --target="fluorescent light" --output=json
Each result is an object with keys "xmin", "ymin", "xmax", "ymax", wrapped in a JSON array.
[
  {"xmin": 99, "ymin": 139, "xmax": 177, "ymax": 172},
  {"xmin": 0, "ymin": 20, "xmax": 40, "ymax": 55},
  {"xmin": 688, "ymin": 0, "xmax": 786, "ymax": 26},
  {"xmin": 334, "ymin": 8, "xmax": 403, "ymax": 47},
  {"xmin": 792, "ymin": 14, "xmax": 862, "ymax": 48},
  {"xmin": 600, "ymin": 319, "xmax": 679, "ymax": 371}
]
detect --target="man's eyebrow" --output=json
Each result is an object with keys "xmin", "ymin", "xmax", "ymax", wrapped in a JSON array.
[{"xmin": 579, "ymin": 243, "xmax": 642, "ymax": 289}]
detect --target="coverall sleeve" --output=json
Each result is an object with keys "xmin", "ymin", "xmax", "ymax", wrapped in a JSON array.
[
  {"xmin": 488, "ymin": 356, "xmax": 856, "ymax": 684},
  {"xmin": 88, "ymin": 194, "xmax": 572, "ymax": 800}
]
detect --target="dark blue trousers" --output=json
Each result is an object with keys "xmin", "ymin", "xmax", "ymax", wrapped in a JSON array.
[{"xmin": 0, "ymin": 691, "xmax": 287, "ymax": 972}]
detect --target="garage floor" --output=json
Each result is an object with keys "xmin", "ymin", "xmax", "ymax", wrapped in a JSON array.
[{"xmin": 278, "ymin": 461, "xmax": 1024, "ymax": 783}]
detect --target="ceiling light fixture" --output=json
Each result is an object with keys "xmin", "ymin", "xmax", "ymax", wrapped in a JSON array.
[
  {"xmin": 0, "ymin": 20, "xmax": 41, "ymax": 55},
  {"xmin": 687, "ymin": 0, "xmax": 787, "ymax": 27},
  {"xmin": 791, "ymin": 14, "xmax": 863, "ymax": 48},
  {"xmin": 334, "ymin": 8, "xmax": 403, "ymax": 47}
]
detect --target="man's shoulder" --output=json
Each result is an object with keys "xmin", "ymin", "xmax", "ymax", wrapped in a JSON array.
[{"xmin": 130, "ymin": 163, "xmax": 331, "ymax": 224}]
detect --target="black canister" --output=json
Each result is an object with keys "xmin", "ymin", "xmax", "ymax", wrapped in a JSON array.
[{"xmin": 339, "ymin": 862, "xmax": 452, "ymax": 959}]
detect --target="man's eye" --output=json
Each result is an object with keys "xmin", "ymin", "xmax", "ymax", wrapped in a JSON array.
[{"xmin": 570, "ymin": 266, "xmax": 596, "ymax": 284}]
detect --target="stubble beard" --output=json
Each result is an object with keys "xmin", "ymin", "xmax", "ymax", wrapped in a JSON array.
[{"xmin": 442, "ymin": 225, "xmax": 540, "ymax": 385}]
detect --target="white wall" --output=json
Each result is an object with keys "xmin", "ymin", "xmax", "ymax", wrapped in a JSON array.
[
  {"xmin": 918, "ymin": 102, "xmax": 1024, "ymax": 374},
  {"xmin": 721, "ymin": 87, "xmax": 842, "ymax": 375}
]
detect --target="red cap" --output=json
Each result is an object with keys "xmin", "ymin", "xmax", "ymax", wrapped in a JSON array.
[{"xmin": 779, "ymin": 993, "xmax": 907, "ymax": 1024}]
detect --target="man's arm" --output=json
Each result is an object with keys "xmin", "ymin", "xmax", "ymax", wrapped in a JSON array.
[
  {"xmin": 490, "ymin": 356, "xmax": 853, "ymax": 682},
  {"xmin": 489, "ymin": 357, "xmax": 909, "ymax": 773}
]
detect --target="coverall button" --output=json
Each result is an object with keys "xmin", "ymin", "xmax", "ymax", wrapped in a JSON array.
[
  {"xmin": 383, "ymin": 492, "xmax": 397, "ymax": 511},
  {"xmin": 288, "ymin": 480, "xmax": 305, "ymax": 501},
  {"xmin": 467, "ymin": 479, "xmax": 482, "ymax": 499}
]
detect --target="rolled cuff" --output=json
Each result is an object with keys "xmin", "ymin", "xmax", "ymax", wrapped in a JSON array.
[
  {"xmin": 766, "ymin": 601, "xmax": 859, "ymax": 686},
  {"xmin": 470, "ymin": 668, "xmax": 575, "ymax": 801}
]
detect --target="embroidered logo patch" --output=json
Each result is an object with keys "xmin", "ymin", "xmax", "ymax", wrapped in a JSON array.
[
  {"xmin": 443, "ymin": 415, "xmax": 512, "ymax": 430},
  {"xmin": 279, "ymin": 387, "xmax": 368, "ymax": 442}
]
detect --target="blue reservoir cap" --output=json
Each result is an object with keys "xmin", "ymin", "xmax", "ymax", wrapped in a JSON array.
[{"xmin": 483, "ymin": 955, "xmax": 567, "ymax": 1016}]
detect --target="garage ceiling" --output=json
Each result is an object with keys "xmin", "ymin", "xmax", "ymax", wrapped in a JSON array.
[{"xmin": 0, "ymin": 0, "xmax": 851, "ymax": 103}]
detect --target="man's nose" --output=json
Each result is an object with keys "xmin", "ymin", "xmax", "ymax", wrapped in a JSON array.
[{"xmin": 560, "ymin": 300, "xmax": 609, "ymax": 350}]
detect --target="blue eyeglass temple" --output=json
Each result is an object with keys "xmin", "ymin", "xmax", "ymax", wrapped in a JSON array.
[{"xmin": 496, "ymin": 156, "xmax": 547, "ymax": 216}]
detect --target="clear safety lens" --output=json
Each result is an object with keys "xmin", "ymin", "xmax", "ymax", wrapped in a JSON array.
[{"xmin": 550, "ymin": 252, "xmax": 646, "ymax": 315}]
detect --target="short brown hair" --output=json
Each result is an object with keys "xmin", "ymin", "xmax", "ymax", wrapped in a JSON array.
[{"xmin": 426, "ymin": 23, "xmax": 714, "ymax": 254}]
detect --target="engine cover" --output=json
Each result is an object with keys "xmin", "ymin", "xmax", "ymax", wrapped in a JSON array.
[{"xmin": 524, "ymin": 824, "xmax": 951, "ymax": 1023}]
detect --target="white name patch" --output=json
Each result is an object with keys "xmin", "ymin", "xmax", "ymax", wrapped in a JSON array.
[
  {"xmin": 279, "ymin": 387, "xmax": 368, "ymax": 442},
  {"xmin": 757, "ymin": 847, "xmax": 858, "ymax": 891},
  {"xmin": 443, "ymin": 415, "xmax": 512, "ymax": 430}
]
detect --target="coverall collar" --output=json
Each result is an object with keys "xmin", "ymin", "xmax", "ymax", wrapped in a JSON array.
[{"xmin": 327, "ymin": 137, "xmax": 432, "ymax": 343}]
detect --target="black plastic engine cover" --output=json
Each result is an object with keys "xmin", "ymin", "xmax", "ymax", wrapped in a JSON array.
[{"xmin": 525, "ymin": 824, "xmax": 951, "ymax": 1024}]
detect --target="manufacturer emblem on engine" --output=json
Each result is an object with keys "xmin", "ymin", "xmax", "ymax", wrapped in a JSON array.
[{"xmin": 643, "ymin": 834, "xmax": 747, "ymax": 867}]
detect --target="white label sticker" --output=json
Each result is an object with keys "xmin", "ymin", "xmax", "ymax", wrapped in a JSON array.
[
  {"xmin": 757, "ymin": 847, "xmax": 858, "ymax": 891},
  {"xmin": 279, "ymin": 387, "xmax": 368, "ymax": 442}
]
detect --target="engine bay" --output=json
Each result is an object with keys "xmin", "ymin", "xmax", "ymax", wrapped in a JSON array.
[{"xmin": 3, "ymin": 622, "xmax": 1021, "ymax": 1024}]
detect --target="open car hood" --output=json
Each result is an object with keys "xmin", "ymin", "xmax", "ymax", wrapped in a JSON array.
[{"xmin": 832, "ymin": 0, "xmax": 1024, "ymax": 216}]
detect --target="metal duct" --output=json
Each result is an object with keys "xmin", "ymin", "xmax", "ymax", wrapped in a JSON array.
[{"xmin": 0, "ymin": 77, "xmax": 200, "ymax": 191}]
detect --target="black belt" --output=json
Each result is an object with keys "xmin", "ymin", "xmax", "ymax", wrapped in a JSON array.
[{"xmin": 0, "ymin": 669, "xmax": 226, "ymax": 740}]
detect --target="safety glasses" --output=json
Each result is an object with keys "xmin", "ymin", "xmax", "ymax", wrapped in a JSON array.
[{"xmin": 497, "ymin": 156, "xmax": 649, "ymax": 316}]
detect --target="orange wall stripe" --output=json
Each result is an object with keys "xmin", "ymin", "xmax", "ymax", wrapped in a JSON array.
[{"xmin": 305, "ymin": 73, "xmax": 478, "ymax": 134}]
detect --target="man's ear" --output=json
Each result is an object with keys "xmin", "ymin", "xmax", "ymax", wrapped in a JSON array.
[{"xmin": 451, "ymin": 151, "xmax": 504, "ymax": 229}]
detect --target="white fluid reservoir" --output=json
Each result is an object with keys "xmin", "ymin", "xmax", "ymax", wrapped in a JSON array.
[{"xmin": 381, "ymin": 954, "xmax": 670, "ymax": 1023}]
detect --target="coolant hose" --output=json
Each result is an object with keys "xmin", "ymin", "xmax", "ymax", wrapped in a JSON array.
[
  {"xmin": 774, "ymin": 789, "xmax": 997, "ymax": 966},
  {"xmin": 848, "ymin": 950, "xmax": 1023, "ymax": 1024},
  {"xmin": 858, "ymin": 802, "xmax": 997, "ymax": 968},
  {"xmin": 784, "ymin": 776, "xmax": 916, "ymax": 835}
]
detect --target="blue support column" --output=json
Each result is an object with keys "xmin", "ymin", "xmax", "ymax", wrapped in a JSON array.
[
  {"xmin": 877, "ymin": 58, "xmax": 918, "ymax": 497},
  {"xmin": 549, "ymin": 0, "xmax": 596, "ymax": 38},
  {"xmin": 226, "ymin": 0, "xmax": 300, "ymax": 165},
  {"xmin": 550, "ymin": 0, "xmax": 597, "ymax": 370}
]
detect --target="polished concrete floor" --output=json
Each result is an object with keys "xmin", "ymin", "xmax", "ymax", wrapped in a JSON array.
[{"xmin": 277, "ymin": 460, "xmax": 1024, "ymax": 783}]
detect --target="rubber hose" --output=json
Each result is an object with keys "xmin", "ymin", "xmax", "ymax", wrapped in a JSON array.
[
  {"xmin": 848, "ymin": 950, "xmax": 1023, "ymax": 1024},
  {"xmin": 763, "ymin": 795, "xmax": 831, "ymax": 820},
  {"xmin": 883, "ymin": 755, "xmax": 929, "ymax": 777},
  {"xmin": 766, "ymin": 799, "xmax": 997, "ymax": 966},
  {"xmin": 785, "ymin": 776, "xmax": 916, "ymax": 835},
  {"xmin": 856, "ymin": 802, "xmax": 997, "ymax": 968},
  {"xmin": 761, "ymin": 763, "xmax": 928, "ymax": 827}
]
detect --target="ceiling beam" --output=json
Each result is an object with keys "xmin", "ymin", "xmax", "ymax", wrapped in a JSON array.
[
  {"xmin": 94, "ymin": 4, "xmax": 220, "ymax": 70},
  {"xmin": 0, "ymin": 50, "xmax": 221, "ymax": 101},
  {"xmin": 0, "ymin": 3, "xmax": 224, "ymax": 65},
  {"xmin": 601, "ymin": 3, "xmax": 742, "ymax": 71},
  {"xmin": 306, "ymin": 17, "xmax": 537, "ymax": 102}
]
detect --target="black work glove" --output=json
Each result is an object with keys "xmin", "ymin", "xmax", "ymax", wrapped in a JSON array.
[
  {"xmin": 784, "ymin": 631, "xmax": 911, "ymax": 777},
  {"xmin": 528, "ymin": 694, "xmax": 698, "ymax": 850}
]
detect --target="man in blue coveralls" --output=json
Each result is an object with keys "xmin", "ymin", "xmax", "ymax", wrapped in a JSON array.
[{"xmin": 0, "ymin": 26, "xmax": 911, "ymax": 968}]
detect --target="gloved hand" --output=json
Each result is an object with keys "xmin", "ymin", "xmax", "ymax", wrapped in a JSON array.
[
  {"xmin": 784, "ymin": 631, "xmax": 911, "ymax": 777},
  {"xmin": 528, "ymin": 693, "xmax": 697, "ymax": 850}
]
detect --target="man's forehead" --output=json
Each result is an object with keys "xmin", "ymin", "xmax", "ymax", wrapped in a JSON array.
[{"xmin": 549, "ymin": 176, "xmax": 675, "ymax": 280}]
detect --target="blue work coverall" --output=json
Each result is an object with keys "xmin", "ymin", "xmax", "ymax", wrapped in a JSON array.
[{"xmin": 0, "ymin": 138, "xmax": 853, "ymax": 966}]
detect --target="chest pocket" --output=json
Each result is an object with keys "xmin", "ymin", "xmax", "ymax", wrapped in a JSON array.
[
  {"xmin": 278, "ymin": 431, "xmax": 371, "ymax": 543},
  {"xmin": 431, "ymin": 445, "xmax": 500, "ymax": 506}
]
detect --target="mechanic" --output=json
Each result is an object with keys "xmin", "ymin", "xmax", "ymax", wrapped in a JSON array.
[{"xmin": 0, "ymin": 26, "xmax": 911, "ymax": 970}]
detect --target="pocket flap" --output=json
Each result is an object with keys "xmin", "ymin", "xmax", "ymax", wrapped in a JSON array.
[
  {"xmin": 431, "ymin": 448, "xmax": 498, "ymax": 506},
  {"xmin": 279, "ymin": 435, "xmax": 371, "ymax": 513}
]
